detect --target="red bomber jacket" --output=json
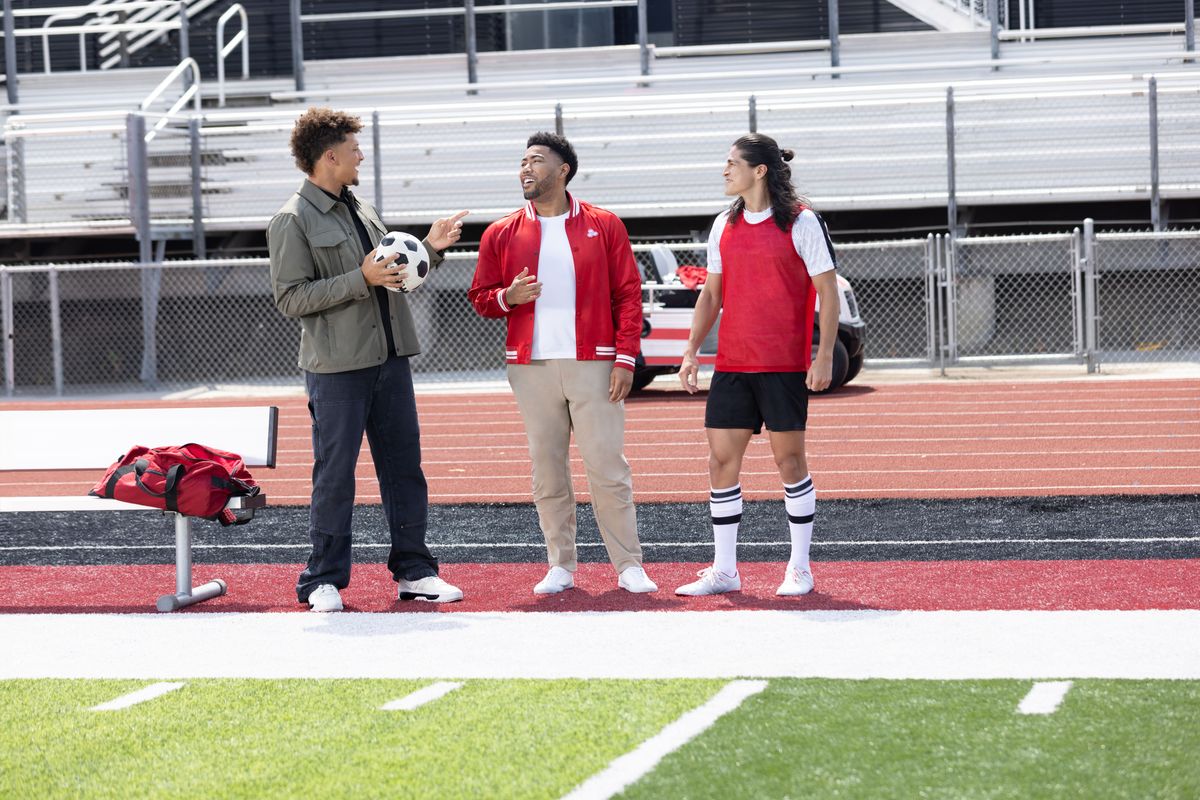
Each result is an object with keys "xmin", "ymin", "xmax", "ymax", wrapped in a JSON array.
[{"xmin": 468, "ymin": 194, "xmax": 643, "ymax": 371}]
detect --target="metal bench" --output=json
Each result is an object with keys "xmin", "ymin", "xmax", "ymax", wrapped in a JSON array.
[{"xmin": 0, "ymin": 406, "xmax": 278, "ymax": 611}]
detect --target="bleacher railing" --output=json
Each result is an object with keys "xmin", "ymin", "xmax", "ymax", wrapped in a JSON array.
[
  {"xmin": 3, "ymin": 70, "xmax": 1196, "ymax": 241},
  {"xmin": 292, "ymin": 0, "xmax": 645, "ymax": 91},
  {"xmin": 2, "ymin": 226, "xmax": 1197, "ymax": 396},
  {"xmin": 215, "ymin": 3, "xmax": 248, "ymax": 108},
  {"xmin": 22, "ymin": 1, "xmax": 193, "ymax": 74}
]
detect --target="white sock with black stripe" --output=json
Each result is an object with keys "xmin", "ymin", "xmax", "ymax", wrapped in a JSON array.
[
  {"xmin": 784, "ymin": 476, "xmax": 815, "ymax": 573},
  {"xmin": 710, "ymin": 485, "xmax": 742, "ymax": 577}
]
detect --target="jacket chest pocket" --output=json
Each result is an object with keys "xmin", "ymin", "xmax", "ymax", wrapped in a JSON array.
[
  {"xmin": 359, "ymin": 205, "xmax": 389, "ymax": 241},
  {"xmin": 309, "ymin": 228, "xmax": 356, "ymax": 278}
]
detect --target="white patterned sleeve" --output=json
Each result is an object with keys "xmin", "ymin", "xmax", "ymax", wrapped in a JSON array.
[
  {"xmin": 792, "ymin": 209, "xmax": 837, "ymax": 277},
  {"xmin": 706, "ymin": 211, "xmax": 729, "ymax": 274}
]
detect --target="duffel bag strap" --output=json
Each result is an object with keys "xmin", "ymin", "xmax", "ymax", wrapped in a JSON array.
[
  {"xmin": 133, "ymin": 459, "xmax": 185, "ymax": 513},
  {"xmin": 96, "ymin": 463, "xmax": 138, "ymax": 499}
]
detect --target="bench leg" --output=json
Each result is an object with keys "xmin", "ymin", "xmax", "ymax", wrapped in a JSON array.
[{"xmin": 156, "ymin": 513, "xmax": 227, "ymax": 612}]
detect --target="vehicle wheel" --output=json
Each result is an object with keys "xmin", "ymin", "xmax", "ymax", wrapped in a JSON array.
[
  {"xmin": 809, "ymin": 338, "xmax": 849, "ymax": 393},
  {"xmin": 844, "ymin": 351, "xmax": 864, "ymax": 385}
]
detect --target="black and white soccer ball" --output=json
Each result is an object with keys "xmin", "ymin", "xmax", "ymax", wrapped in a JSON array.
[{"xmin": 375, "ymin": 231, "xmax": 431, "ymax": 293}]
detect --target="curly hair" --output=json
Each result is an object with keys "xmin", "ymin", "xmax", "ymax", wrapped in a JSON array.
[
  {"xmin": 526, "ymin": 131, "xmax": 579, "ymax": 185},
  {"xmin": 727, "ymin": 133, "xmax": 809, "ymax": 231},
  {"xmin": 289, "ymin": 107, "xmax": 363, "ymax": 175}
]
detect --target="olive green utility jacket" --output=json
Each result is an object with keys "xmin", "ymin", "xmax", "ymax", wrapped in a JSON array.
[{"xmin": 267, "ymin": 180, "xmax": 443, "ymax": 373}]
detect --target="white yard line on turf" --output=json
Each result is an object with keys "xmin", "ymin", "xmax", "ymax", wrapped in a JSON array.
[
  {"xmin": 1017, "ymin": 681, "xmax": 1073, "ymax": 715},
  {"xmin": 560, "ymin": 680, "xmax": 767, "ymax": 800},
  {"xmin": 380, "ymin": 681, "xmax": 463, "ymax": 711},
  {"xmin": 4, "ymin": 535, "xmax": 1200, "ymax": 553},
  {"xmin": 2, "ymin": 611, "xmax": 1198, "ymax": 680},
  {"xmin": 91, "ymin": 681, "xmax": 185, "ymax": 711}
]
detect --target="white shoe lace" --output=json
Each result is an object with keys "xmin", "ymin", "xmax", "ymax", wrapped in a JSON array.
[
  {"xmin": 786, "ymin": 568, "xmax": 812, "ymax": 587},
  {"xmin": 696, "ymin": 567, "xmax": 732, "ymax": 591}
]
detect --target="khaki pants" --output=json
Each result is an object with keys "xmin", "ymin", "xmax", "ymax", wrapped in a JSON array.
[{"xmin": 507, "ymin": 360, "xmax": 642, "ymax": 573}]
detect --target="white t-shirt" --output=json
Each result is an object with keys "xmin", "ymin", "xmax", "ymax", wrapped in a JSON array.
[
  {"xmin": 531, "ymin": 213, "xmax": 577, "ymax": 360},
  {"xmin": 706, "ymin": 207, "xmax": 837, "ymax": 277}
]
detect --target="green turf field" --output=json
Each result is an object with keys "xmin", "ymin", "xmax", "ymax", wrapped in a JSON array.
[{"xmin": 2, "ymin": 679, "xmax": 1197, "ymax": 799}]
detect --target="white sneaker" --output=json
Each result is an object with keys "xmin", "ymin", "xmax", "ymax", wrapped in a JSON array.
[
  {"xmin": 777, "ymin": 567, "xmax": 815, "ymax": 596},
  {"xmin": 617, "ymin": 565, "xmax": 658, "ymax": 593},
  {"xmin": 675, "ymin": 567, "xmax": 741, "ymax": 596},
  {"xmin": 397, "ymin": 575, "xmax": 463, "ymax": 603},
  {"xmin": 534, "ymin": 566, "xmax": 575, "ymax": 595},
  {"xmin": 308, "ymin": 583, "xmax": 343, "ymax": 613}
]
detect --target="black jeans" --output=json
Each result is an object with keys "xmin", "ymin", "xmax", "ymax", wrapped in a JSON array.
[{"xmin": 296, "ymin": 356, "xmax": 438, "ymax": 602}]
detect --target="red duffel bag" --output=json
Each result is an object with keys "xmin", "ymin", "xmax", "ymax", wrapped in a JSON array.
[{"xmin": 90, "ymin": 443, "xmax": 260, "ymax": 525}]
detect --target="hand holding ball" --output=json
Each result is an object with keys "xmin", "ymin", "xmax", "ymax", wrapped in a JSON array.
[{"xmin": 375, "ymin": 231, "xmax": 431, "ymax": 293}]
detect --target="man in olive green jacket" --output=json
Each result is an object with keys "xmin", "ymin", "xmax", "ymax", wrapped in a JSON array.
[{"xmin": 268, "ymin": 107, "xmax": 468, "ymax": 612}]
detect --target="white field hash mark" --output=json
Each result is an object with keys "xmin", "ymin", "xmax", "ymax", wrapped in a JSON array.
[
  {"xmin": 91, "ymin": 681, "xmax": 185, "ymax": 711},
  {"xmin": 380, "ymin": 681, "xmax": 463, "ymax": 711},
  {"xmin": 560, "ymin": 679, "xmax": 768, "ymax": 800},
  {"xmin": 1018, "ymin": 681, "xmax": 1073, "ymax": 715}
]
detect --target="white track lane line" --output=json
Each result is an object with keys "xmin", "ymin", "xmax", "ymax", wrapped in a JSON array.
[
  {"xmin": 380, "ymin": 681, "xmax": 463, "ymax": 711},
  {"xmin": 560, "ymin": 680, "xmax": 767, "ymax": 800},
  {"xmin": 4, "ymin": 611, "xmax": 1198, "ymax": 680},
  {"xmin": 90, "ymin": 681, "xmax": 185, "ymax": 711},
  {"xmin": 4, "ymin": 535, "xmax": 1199, "ymax": 553},
  {"xmin": 1017, "ymin": 681, "xmax": 1073, "ymax": 715}
]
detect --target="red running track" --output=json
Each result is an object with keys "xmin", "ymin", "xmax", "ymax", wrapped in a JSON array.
[
  {"xmin": 3, "ymin": 378, "xmax": 1197, "ymax": 504},
  {"xmin": 1, "ymin": 559, "xmax": 1197, "ymax": 614}
]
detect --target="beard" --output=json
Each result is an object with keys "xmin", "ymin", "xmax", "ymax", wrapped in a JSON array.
[{"xmin": 522, "ymin": 174, "xmax": 554, "ymax": 201}]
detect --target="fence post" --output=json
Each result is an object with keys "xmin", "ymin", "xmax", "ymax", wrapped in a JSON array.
[
  {"xmin": 1082, "ymin": 217, "xmax": 1098, "ymax": 373},
  {"xmin": 127, "ymin": 114, "xmax": 159, "ymax": 387},
  {"xmin": 554, "ymin": 103, "xmax": 563, "ymax": 135},
  {"xmin": 177, "ymin": 0, "xmax": 190, "ymax": 63},
  {"xmin": 465, "ymin": 0, "xmax": 479, "ymax": 89},
  {"xmin": 4, "ymin": 0, "xmax": 18, "ymax": 105},
  {"xmin": 828, "ymin": 0, "xmax": 840, "ymax": 78},
  {"xmin": 943, "ymin": 233, "xmax": 958, "ymax": 368},
  {"xmin": 1070, "ymin": 226, "xmax": 1084, "ymax": 358},
  {"xmin": 748, "ymin": 95, "xmax": 757, "ymax": 133},
  {"xmin": 290, "ymin": 0, "xmax": 305, "ymax": 93},
  {"xmin": 989, "ymin": 0, "xmax": 1000, "ymax": 66},
  {"xmin": 1187, "ymin": 0, "xmax": 1195, "ymax": 55},
  {"xmin": 48, "ymin": 267, "xmax": 62, "ymax": 396},
  {"xmin": 925, "ymin": 233, "xmax": 937, "ymax": 364},
  {"xmin": 1149, "ymin": 76, "xmax": 1161, "ymax": 231},
  {"xmin": 945, "ymin": 87, "xmax": 957, "ymax": 238},
  {"xmin": 190, "ymin": 116, "xmax": 206, "ymax": 259},
  {"xmin": 1, "ymin": 269, "xmax": 13, "ymax": 396},
  {"xmin": 637, "ymin": 0, "xmax": 649, "ymax": 77},
  {"xmin": 127, "ymin": 115, "xmax": 152, "ymax": 264},
  {"xmin": 372, "ymin": 110, "xmax": 383, "ymax": 216}
]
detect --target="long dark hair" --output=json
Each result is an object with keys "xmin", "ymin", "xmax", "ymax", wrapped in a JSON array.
[{"xmin": 727, "ymin": 133, "xmax": 808, "ymax": 231}]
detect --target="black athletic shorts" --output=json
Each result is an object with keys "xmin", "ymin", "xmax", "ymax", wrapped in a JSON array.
[{"xmin": 704, "ymin": 371, "xmax": 809, "ymax": 433}]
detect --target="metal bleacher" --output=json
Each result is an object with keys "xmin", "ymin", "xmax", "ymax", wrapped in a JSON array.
[{"xmin": 1, "ymin": 21, "xmax": 1198, "ymax": 239}]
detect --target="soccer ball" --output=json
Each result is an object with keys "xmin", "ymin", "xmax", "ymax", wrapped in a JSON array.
[{"xmin": 375, "ymin": 231, "xmax": 431, "ymax": 293}]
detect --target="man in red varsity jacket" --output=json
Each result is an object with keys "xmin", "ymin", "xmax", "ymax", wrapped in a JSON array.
[{"xmin": 468, "ymin": 132, "xmax": 657, "ymax": 595}]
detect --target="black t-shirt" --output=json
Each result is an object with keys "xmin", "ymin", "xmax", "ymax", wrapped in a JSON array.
[{"xmin": 322, "ymin": 186, "xmax": 397, "ymax": 357}]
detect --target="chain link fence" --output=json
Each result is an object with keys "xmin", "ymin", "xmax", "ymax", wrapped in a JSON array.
[
  {"xmin": 3, "ymin": 118, "xmax": 129, "ymax": 224},
  {"xmin": 836, "ymin": 238, "xmax": 932, "ymax": 361},
  {"xmin": 951, "ymin": 232, "xmax": 1081, "ymax": 360},
  {"xmin": 5, "ymin": 225, "xmax": 1195, "ymax": 396},
  {"xmin": 1092, "ymin": 230, "xmax": 1200, "ymax": 363}
]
